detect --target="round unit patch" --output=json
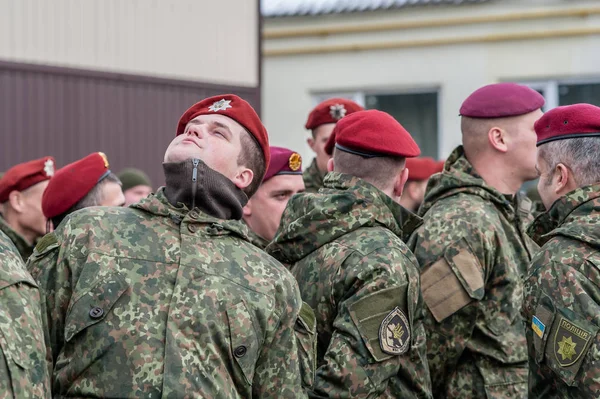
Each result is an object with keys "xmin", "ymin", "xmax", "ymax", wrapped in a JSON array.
[{"xmin": 379, "ymin": 306, "xmax": 411, "ymax": 356}]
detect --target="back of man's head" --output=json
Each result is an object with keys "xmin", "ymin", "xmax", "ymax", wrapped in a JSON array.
[
  {"xmin": 328, "ymin": 110, "xmax": 420, "ymax": 198},
  {"xmin": 535, "ymin": 103, "xmax": 600, "ymax": 191}
]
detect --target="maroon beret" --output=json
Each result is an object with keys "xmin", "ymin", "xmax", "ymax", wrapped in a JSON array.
[
  {"xmin": 263, "ymin": 146, "xmax": 303, "ymax": 182},
  {"xmin": 332, "ymin": 110, "xmax": 420, "ymax": 158},
  {"xmin": 176, "ymin": 94, "xmax": 270, "ymax": 169},
  {"xmin": 406, "ymin": 157, "xmax": 444, "ymax": 181},
  {"xmin": 535, "ymin": 103, "xmax": 600, "ymax": 146},
  {"xmin": 0, "ymin": 157, "xmax": 55, "ymax": 203},
  {"xmin": 305, "ymin": 98, "xmax": 364, "ymax": 130},
  {"xmin": 460, "ymin": 83, "xmax": 545, "ymax": 118},
  {"xmin": 42, "ymin": 152, "xmax": 111, "ymax": 218}
]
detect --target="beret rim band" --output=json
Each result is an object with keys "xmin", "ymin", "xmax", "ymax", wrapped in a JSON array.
[
  {"xmin": 275, "ymin": 171, "xmax": 303, "ymax": 176},
  {"xmin": 536, "ymin": 132, "xmax": 600, "ymax": 147},
  {"xmin": 335, "ymin": 143, "xmax": 383, "ymax": 159}
]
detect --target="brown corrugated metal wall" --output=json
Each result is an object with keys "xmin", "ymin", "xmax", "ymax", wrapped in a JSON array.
[{"xmin": 0, "ymin": 61, "xmax": 260, "ymax": 187}]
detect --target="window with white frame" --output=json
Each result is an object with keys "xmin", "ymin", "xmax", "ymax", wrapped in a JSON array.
[
  {"xmin": 312, "ymin": 89, "xmax": 439, "ymax": 158},
  {"xmin": 522, "ymin": 79, "xmax": 600, "ymax": 110}
]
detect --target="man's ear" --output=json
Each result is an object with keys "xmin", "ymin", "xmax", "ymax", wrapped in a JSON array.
[
  {"xmin": 233, "ymin": 167, "xmax": 254, "ymax": 191},
  {"xmin": 554, "ymin": 163, "xmax": 574, "ymax": 195},
  {"xmin": 327, "ymin": 158, "xmax": 335, "ymax": 172},
  {"xmin": 307, "ymin": 136, "xmax": 316, "ymax": 152},
  {"xmin": 393, "ymin": 167, "xmax": 410, "ymax": 198},
  {"xmin": 8, "ymin": 191, "xmax": 24, "ymax": 213},
  {"xmin": 488, "ymin": 126, "xmax": 508, "ymax": 153},
  {"xmin": 242, "ymin": 201, "xmax": 252, "ymax": 217}
]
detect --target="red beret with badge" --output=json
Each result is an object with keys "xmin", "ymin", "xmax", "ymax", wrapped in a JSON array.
[
  {"xmin": 406, "ymin": 157, "xmax": 444, "ymax": 181},
  {"xmin": 305, "ymin": 98, "xmax": 364, "ymax": 130},
  {"xmin": 176, "ymin": 94, "xmax": 270, "ymax": 169},
  {"xmin": 42, "ymin": 152, "xmax": 112, "ymax": 218},
  {"xmin": 460, "ymin": 83, "xmax": 545, "ymax": 118},
  {"xmin": 262, "ymin": 146, "xmax": 303, "ymax": 182},
  {"xmin": 0, "ymin": 157, "xmax": 55, "ymax": 203},
  {"xmin": 331, "ymin": 110, "xmax": 421, "ymax": 158},
  {"xmin": 535, "ymin": 103, "xmax": 600, "ymax": 146}
]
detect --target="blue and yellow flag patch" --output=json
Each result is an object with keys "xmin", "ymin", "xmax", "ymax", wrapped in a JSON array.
[{"xmin": 532, "ymin": 315, "xmax": 546, "ymax": 338}]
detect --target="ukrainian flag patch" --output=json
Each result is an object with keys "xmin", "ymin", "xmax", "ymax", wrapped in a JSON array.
[{"xmin": 532, "ymin": 315, "xmax": 546, "ymax": 339}]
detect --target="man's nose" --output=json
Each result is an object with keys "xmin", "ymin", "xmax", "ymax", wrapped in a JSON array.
[{"xmin": 186, "ymin": 125, "xmax": 205, "ymax": 138}]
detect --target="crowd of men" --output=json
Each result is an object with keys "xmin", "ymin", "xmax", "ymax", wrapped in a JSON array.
[{"xmin": 0, "ymin": 82, "xmax": 599, "ymax": 398}]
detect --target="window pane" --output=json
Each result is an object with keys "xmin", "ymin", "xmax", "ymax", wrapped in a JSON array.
[
  {"xmin": 365, "ymin": 92, "xmax": 438, "ymax": 157},
  {"xmin": 558, "ymin": 83, "xmax": 600, "ymax": 106}
]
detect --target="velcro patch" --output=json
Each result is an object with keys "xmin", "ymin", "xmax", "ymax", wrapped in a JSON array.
[{"xmin": 379, "ymin": 307, "xmax": 410, "ymax": 356}]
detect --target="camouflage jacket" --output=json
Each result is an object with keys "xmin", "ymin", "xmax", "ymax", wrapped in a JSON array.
[
  {"xmin": 0, "ymin": 229, "xmax": 50, "ymax": 398},
  {"xmin": 302, "ymin": 159, "xmax": 325, "ymax": 194},
  {"xmin": 0, "ymin": 215, "xmax": 34, "ymax": 261},
  {"xmin": 408, "ymin": 145, "xmax": 539, "ymax": 398},
  {"xmin": 523, "ymin": 183, "xmax": 600, "ymax": 398},
  {"xmin": 27, "ymin": 188, "xmax": 307, "ymax": 398},
  {"xmin": 268, "ymin": 172, "xmax": 432, "ymax": 398}
]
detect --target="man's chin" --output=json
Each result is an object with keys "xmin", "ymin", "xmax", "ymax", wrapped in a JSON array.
[{"xmin": 164, "ymin": 149, "xmax": 203, "ymax": 164}]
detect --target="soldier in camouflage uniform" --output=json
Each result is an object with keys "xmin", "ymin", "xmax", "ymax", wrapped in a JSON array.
[
  {"xmin": 27, "ymin": 94, "xmax": 310, "ymax": 397},
  {"xmin": 408, "ymin": 83, "xmax": 543, "ymax": 398},
  {"xmin": 243, "ymin": 146, "xmax": 305, "ymax": 249},
  {"xmin": 269, "ymin": 110, "xmax": 432, "ymax": 398},
  {"xmin": 523, "ymin": 104, "xmax": 600, "ymax": 397},
  {"xmin": 0, "ymin": 157, "xmax": 54, "ymax": 261},
  {"xmin": 303, "ymin": 98, "xmax": 363, "ymax": 193},
  {"xmin": 0, "ymin": 228, "xmax": 51, "ymax": 398}
]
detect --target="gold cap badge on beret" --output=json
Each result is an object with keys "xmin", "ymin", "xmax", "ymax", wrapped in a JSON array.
[
  {"xmin": 208, "ymin": 99, "xmax": 232, "ymax": 112},
  {"xmin": 329, "ymin": 104, "xmax": 347, "ymax": 120},
  {"xmin": 98, "ymin": 152, "xmax": 109, "ymax": 168},
  {"xmin": 289, "ymin": 153, "xmax": 302, "ymax": 171}
]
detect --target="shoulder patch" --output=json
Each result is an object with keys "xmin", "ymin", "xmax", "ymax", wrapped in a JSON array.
[
  {"xmin": 553, "ymin": 317, "xmax": 592, "ymax": 367},
  {"xmin": 379, "ymin": 307, "xmax": 410, "ymax": 355},
  {"xmin": 34, "ymin": 233, "xmax": 58, "ymax": 254}
]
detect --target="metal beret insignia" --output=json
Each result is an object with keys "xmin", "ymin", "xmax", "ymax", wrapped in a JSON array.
[
  {"xmin": 329, "ymin": 104, "xmax": 347, "ymax": 120},
  {"xmin": 289, "ymin": 153, "xmax": 302, "ymax": 171},
  {"xmin": 379, "ymin": 307, "xmax": 411, "ymax": 355},
  {"xmin": 98, "ymin": 152, "xmax": 109, "ymax": 168},
  {"xmin": 208, "ymin": 99, "xmax": 232, "ymax": 112}
]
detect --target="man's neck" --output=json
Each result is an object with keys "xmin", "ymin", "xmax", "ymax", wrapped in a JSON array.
[
  {"xmin": 470, "ymin": 156, "xmax": 523, "ymax": 195},
  {"xmin": 3, "ymin": 214, "xmax": 34, "ymax": 245}
]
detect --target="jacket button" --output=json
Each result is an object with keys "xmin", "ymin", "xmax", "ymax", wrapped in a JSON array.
[
  {"xmin": 234, "ymin": 345, "xmax": 247, "ymax": 358},
  {"xmin": 188, "ymin": 224, "xmax": 197, "ymax": 233},
  {"xmin": 189, "ymin": 211, "xmax": 199, "ymax": 219},
  {"xmin": 89, "ymin": 306, "xmax": 104, "ymax": 319}
]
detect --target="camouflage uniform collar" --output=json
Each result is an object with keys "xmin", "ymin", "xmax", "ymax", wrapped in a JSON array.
[
  {"xmin": 421, "ymin": 145, "xmax": 516, "ymax": 216},
  {"xmin": 323, "ymin": 172, "xmax": 422, "ymax": 239},
  {"xmin": 269, "ymin": 172, "xmax": 422, "ymax": 263},
  {"xmin": 0, "ymin": 215, "xmax": 33, "ymax": 261},
  {"xmin": 528, "ymin": 183, "xmax": 600, "ymax": 246},
  {"xmin": 302, "ymin": 159, "xmax": 325, "ymax": 189},
  {"xmin": 132, "ymin": 188, "xmax": 252, "ymax": 241}
]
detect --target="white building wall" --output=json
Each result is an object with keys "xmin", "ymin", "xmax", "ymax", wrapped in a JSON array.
[
  {"xmin": 0, "ymin": 0, "xmax": 259, "ymax": 86},
  {"xmin": 263, "ymin": 0, "xmax": 600, "ymax": 163}
]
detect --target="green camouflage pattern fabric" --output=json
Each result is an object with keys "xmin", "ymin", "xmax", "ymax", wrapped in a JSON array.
[
  {"xmin": 523, "ymin": 183, "xmax": 600, "ymax": 398},
  {"xmin": 0, "ymin": 215, "xmax": 34, "ymax": 261},
  {"xmin": 241, "ymin": 220, "xmax": 318, "ymax": 391},
  {"xmin": 0, "ymin": 229, "xmax": 50, "ymax": 398},
  {"xmin": 302, "ymin": 159, "xmax": 325, "ymax": 194},
  {"xmin": 27, "ymin": 187, "xmax": 307, "ymax": 398},
  {"xmin": 408, "ymin": 145, "xmax": 539, "ymax": 398},
  {"xmin": 268, "ymin": 172, "xmax": 432, "ymax": 398}
]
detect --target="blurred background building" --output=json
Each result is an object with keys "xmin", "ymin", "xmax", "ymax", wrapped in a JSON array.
[
  {"xmin": 0, "ymin": 0, "xmax": 260, "ymax": 185},
  {"xmin": 262, "ymin": 0, "xmax": 600, "ymax": 162}
]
